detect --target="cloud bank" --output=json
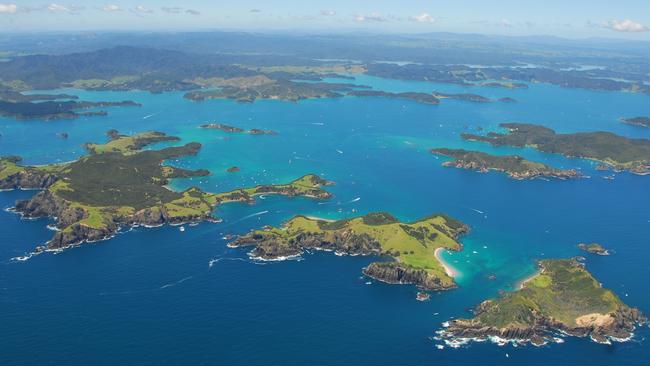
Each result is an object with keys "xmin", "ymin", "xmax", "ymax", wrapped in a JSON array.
[
  {"xmin": 0, "ymin": 3, "xmax": 17, "ymax": 14},
  {"xmin": 601, "ymin": 19, "xmax": 648, "ymax": 32}
]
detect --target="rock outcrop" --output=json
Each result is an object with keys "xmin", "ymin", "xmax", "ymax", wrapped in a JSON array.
[{"xmin": 363, "ymin": 262, "xmax": 457, "ymax": 291}]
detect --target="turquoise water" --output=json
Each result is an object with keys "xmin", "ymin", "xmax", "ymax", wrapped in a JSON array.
[{"xmin": 1, "ymin": 78, "xmax": 649, "ymax": 365}]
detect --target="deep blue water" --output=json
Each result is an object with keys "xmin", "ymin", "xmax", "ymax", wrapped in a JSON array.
[{"xmin": 1, "ymin": 77, "xmax": 649, "ymax": 365}]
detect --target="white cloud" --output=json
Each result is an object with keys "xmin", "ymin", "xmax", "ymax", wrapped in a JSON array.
[
  {"xmin": 131, "ymin": 5, "xmax": 153, "ymax": 14},
  {"xmin": 498, "ymin": 18, "xmax": 513, "ymax": 28},
  {"xmin": 320, "ymin": 10, "xmax": 336, "ymax": 16},
  {"xmin": 160, "ymin": 6, "xmax": 199, "ymax": 15},
  {"xmin": 47, "ymin": 3, "xmax": 70, "ymax": 12},
  {"xmin": 411, "ymin": 13, "xmax": 435, "ymax": 23},
  {"xmin": 102, "ymin": 4, "xmax": 121, "ymax": 12},
  {"xmin": 355, "ymin": 12, "xmax": 387, "ymax": 22},
  {"xmin": 601, "ymin": 19, "xmax": 648, "ymax": 33},
  {"xmin": 0, "ymin": 3, "xmax": 17, "ymax": 14},
  {"xmin": 161, "ymin": 6, "xmax": 182, "ymax": 14}
]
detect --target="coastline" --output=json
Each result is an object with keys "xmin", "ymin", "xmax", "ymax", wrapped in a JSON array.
[
  {"xmin": 304, "ymin": 215, "xmax": 336, "ymax": 222},
  {"xmin": 517, "ymin": 269, "xmax": 541, "ymax": 290},
  {"xmin": 434, "ymin": 248, "xmax": 459, "ymax": 278}
]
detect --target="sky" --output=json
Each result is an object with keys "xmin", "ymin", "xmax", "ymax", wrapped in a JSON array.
[{"xmin": 1, "ymin": 0, "xmax": 649, "ymax": 40}]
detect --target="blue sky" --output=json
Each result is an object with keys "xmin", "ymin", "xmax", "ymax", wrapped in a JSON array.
[{"xmin": 1, "ymin": 0, "xmax": 649, "ymax": 40}]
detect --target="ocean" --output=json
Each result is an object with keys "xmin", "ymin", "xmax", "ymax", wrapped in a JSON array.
[{"xmin": 1, "ymin": 76, "xmax": 649, "ymax": 365}]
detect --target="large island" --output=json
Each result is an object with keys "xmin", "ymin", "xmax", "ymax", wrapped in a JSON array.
[
  {"xmin": 431, "ymin": 148, "xmax": 581, "ymax": 180},
  {"xmin": 0, "ymin": 92, "xmax": 141, "ymax": 121},
  {"xmin": 462, "ymin": 123, "xmax": 650, "ymax": 174},
  {"xmin": 346, "ymin": 90, "xmax": 440, "ymax": 105},
  {"xmin": 230, "ymin": 212, "xmax": 469, "ymax": 291},
  {"xmin": 439, "ymin": 259, "xmax": 646, "ymax": 346},
  {"xmin": 0, "ymin": 131, "xmax": 333, "ymax": 256},
  {"xmin": 184, "ymin": 80, "xmax": 366, "ymax": 103}
]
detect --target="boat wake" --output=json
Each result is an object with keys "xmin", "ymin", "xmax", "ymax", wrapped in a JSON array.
[
  {"xmin": 208, "ymin": 257, "xmax": 254, "ymax": 268},
  {"xmin": 159, "ymin": 276, "xmax": 194, "ymax": 290}
]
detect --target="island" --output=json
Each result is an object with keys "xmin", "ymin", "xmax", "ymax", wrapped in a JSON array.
[
  {"xmin": 620, "ymin": 117, "xmax": 650, "ymax": 128},
  {"xmin": 226, "ymin": 166, "xmax": 240, "ymax": 173},
  {"xmin": 438, "ymin": 259, "xmax": 646, "ymax": 346},
  {"xmin": 0, "ymin": 131, "xmax": 334, "ymax": 256},
  {"xmin": 498, "ymin": 97, "xmax": 517, "ymax": 103},
  {"xmin": 432, "ymin": 91, "xmax": 492, "ymax": 103},
  {"xmin": 200, "ymin": 123, "xmax": 278, "ymax": 135},
  {"xmin": 0, "ymin": 97, "xmax": 141, "ymax": 121},
  {"xmin": 184, "ymin": 80, "xmax": 367, "ymax": 103},
  {"xmin": 462, "ymin": 123, "xmax": 650, "ymax": 174},
  {"xmin": 480, "ymin": 81, "xmax": 529, "ymax": 89},
  {"xmin": 431, "ymin": 148, "xmax": 581, "ymax": 180},
  {"xmin": 578, "ymin": 243, "xmax": 610, "ymax": 256},
  {"xmin": 346, "ymin": 90, "xmax": 440, "ymax": 105},
  {"xmin": 200, "ymin": 123, "xmax": 245, "ymax": 133},
  {"xmin": 229, "ymin": 212, "xmax": 469, "ymax": 291}
]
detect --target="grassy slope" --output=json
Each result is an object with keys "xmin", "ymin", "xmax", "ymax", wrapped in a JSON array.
[
  {"xmin": 0, "ymin": 158, "xmax": 24, "ymax": 180},
  {"xmin": 246, "ymin": 213, "xmax": 464, "ymax": 285},
  {"xmin": 3, "ymin": 132, "xmax": 332, "ymax": 240},
  {"xmin": 473, "ymin": 259, "xmax": 623, "ymax": 328}
]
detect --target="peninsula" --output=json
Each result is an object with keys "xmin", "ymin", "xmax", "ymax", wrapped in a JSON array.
[
  {"xmin": 439, "ymin": 259, "xmax": 645, "ymax": 346},
  {"xmin": 462, "ymin": 123, "xmax": 650, "ymax": 174},
  {"xmin": 230, "ymin": 212, "xmax": 469, "ymax": 291},
  {"xmin": 431, "ymin": 148, "xmax": 581, "ymax": 180},
  {"xmin": 0, "ymin": 131, "xmax": 333, "ymax": 255}
]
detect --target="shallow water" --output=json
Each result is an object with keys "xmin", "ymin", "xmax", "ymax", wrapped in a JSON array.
[{"xmin": 1, "ymin": 78, "xmax": 649, "ymax": 365}]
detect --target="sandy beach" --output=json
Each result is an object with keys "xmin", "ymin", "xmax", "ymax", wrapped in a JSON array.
[
  {"xmin": 435, "ymin": 248, "xmax": 460, "ymax": 278},
  {"xmin": 517, "ymin": 270, "xmax": 541, "ymax": 290},
  {"xmin": 304, "ymin": 216, "xmax": 335, "ymax": 222}
]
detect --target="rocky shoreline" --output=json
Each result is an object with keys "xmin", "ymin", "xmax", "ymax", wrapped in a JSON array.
[
  {"xmin": 440, "ymin": 303, "xmax": 645, "ymax": 346},
  {"xmin": 362, "ymin": 262, "xmax": 458, "ymax": 291},
  {"xmin": 431, "ymin": 148, "xmax": 581, "ymax": 180},
  {"xmin": 437, "ymin": 259, "xmax": 646, "ymax": 346}
]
